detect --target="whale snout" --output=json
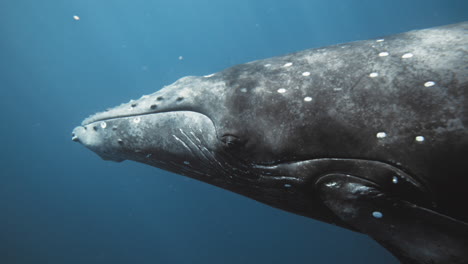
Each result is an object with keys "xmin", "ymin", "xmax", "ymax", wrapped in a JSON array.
[{"xmin": 71, "ymin": 125, "xmax": 125, "ymax": 162}]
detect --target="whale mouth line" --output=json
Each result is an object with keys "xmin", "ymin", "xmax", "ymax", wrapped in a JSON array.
[{"xmin": 82, "ymin": 109, "xmax": 208, "ymax": 126}]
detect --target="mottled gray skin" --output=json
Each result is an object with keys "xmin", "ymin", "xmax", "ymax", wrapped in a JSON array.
[{"xmin": 73, "ymin": 22, "xmax": 468, "ymax": 263}]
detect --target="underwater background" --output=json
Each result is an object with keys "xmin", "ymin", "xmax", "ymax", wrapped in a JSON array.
[{"xmin": 1, "ymin": 0, "xmax": 467, "ymax": 263}]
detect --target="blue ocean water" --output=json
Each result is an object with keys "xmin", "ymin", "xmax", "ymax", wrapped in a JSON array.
[{"xmin": 0, "ymin": 0, "xmax": 466, "ymax": 263}]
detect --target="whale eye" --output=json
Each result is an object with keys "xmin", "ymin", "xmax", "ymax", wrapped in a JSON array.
[{"xmin": 221, "ymin": 134, "xmax": 242, "ymax": 149}]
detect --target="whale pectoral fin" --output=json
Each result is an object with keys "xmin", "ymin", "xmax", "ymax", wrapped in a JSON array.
[{"xmin": 315, "ymin": 173, "xmax": 468, "ymax": 264}]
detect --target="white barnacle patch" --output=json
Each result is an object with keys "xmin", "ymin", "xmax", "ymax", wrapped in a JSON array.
[
  {"xmin": 302, "ymin": 71, "xmax": 311, "ymax": 77},
  {"xmin": 325, "ymin": 182, "xmax": 338, "ymax": 187},
  {"xmin": 376, "ymin": 132, "xmax": 387, "ymax": 139},
  {"xmin": 100, "ymin": 121, "xmax": 107, "ymax": 129},
  {"xmin": 240, "ymin": 88, "xmax": 248, "ymax": 93},
  {"xmin": 183, "ymin": 161, "xmax": 190, "ymax": 165},
  {"xmin": 133, "ymin": 117, "xmax": 141, "ymax": 124},
  {"xmin": 204, "ymin": 73, "xmax": 215, "ymax": 78},
  {"xmin": 415, "ymin": 136, "xmax": 425, "ymax": 142},
  {"xmin": 372, "ymin": 211, "xmax": 383, "ymax": 218},
  {"xmin": 283, "ymin": 62, "xmax": 293, "ymax": 67},
  {"xmin": 277, "ymin": 88, "xmax": 286, "ymax": 94},
  {"xmin": 376, "ymin": 39, "xmax": 385, "ymax": 42},
  {"xmin": 378, "ymin": 52, "xmax": 389, "ymax": 57},
  {"xmin": 284, "ymin": 184, "xmax": 292, "ymax": 188},
  {"xmin": 402, "ymin": 53, "xmax": 414, "ymax": 59},
  {"xmin": 369, "ymin": 72, "xmax": 379, "ymax": 78},
  {"xmin": 304, "ymin": 96, "xmax": 312, "ymax": 102},
  {"xmin": 392, "ymin": 176, "xmax": 398, "ymax": 184},
  {"xmin": 264, "ymin": 64, "xmax": 271, "ymax": 67},
  {"xmin": 424, "ymin": 81, "xmax": 436, "ymax": 87}
]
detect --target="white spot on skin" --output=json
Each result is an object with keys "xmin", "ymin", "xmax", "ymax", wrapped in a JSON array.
[
  {"xmin": 304, "ymin": 97, "xmax": 312, "ymax": 102},
  {"xmin": 100, "ymin": 122, "xmax": 107, "ymax": 129},
  {"xmin": 302, "ymin": 71, "xmax": 311, "ymax": 76},
  {"xmin": 424, "ymin": 81, "xmax": 436, "ymax": 87},
  {"xmin": 133, "ymin": 117, "xmax": 141, "ymax": 124},
  {"xmin": 376, "ymin": 39, "xmax": 385, "ymax": 42},
  {"xmin": 284, "ymin": 184, "xmax": 292, "ymax": 188},
  {"xmin": 277, "ymin": 88, "xmax": 286, "ymax": 94},
  {"xmin": 372, "ymin": 211, "xmax": 383, "ymax": 218},
  {"xmin": 392, "ymin": 176, "xmax": 398, "ymax": 184},
  {"xmin": 376, "ymin": 132, "xmax": 387, "ymax": 139},
  {"xmin": 402, "ymin": 53, "xmax": 414, "ymax": 59},
  {"xmin": 415, "ymin": 136, "xmax": 425, "ymax": 142},
  {"xmin": 333, "ymin": 88, "xmax": 343, "ymax": 91},
  {"xmin": 183, "ymin": 161, "xmax": 190, "ymax": 165},
  {"xmin": 204, "ymin": 73, "xmax": 214, "ymax": 78},
  {"xmin": 325, "ymin": 182, "xmax": 338, "ymax": 187},
  {"xmin": 240, "ymin": 88, "xmax": 247, "ymax": 93},
  {"xmin": 378, "ymin": 52, "xmax": 389, "ymax": 57},
  {"xmin": 369, "ymin": 72, "xmax": 379, "ymax": 78},
  {"xmin": 283, "ymin": 62, "xmax": 293, "ymax": 67},
  {"xmin": 264, "ymin": 64, "xmax": 271, "ymax": 67},
  {"xmin": 146, "ymin": 153, "xmax": 152, "ymax": 158}
]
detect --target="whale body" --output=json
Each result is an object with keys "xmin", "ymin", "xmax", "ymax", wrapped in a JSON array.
[{"xmin": 72, "ymin": 22, "xmax": 468, "ymax": 264}]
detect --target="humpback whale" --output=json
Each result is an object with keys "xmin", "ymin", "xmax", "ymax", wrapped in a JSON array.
[{"xmin": 72, "ymin": 22, "xmax": 468, "ymax": 263}]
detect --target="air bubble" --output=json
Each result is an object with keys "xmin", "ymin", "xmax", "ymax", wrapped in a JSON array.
[
  {"xmin": 415, "ymin": 136, "xmax": 425, "ymax": 142},
  {"xmin": 378, "ymin": 52, "xmax": 389, "ymax": 57},
  {"xmin": 424, "ymin": 81, "xmax": 435, "ymax": 87},
  {"xmin": 372, "ymin": 211, "xmax": 383, "ymax": 218},
  {"xmin": 376, "ymin": 132, "xmax": 387, "ymax": 138},
  {"xmin": 392, "ymin": 176, "xmax": 398, "ymax": 184},
  {"xmin": 402, "ymin": 53, "xmax": 414, "ymax": 59}
]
